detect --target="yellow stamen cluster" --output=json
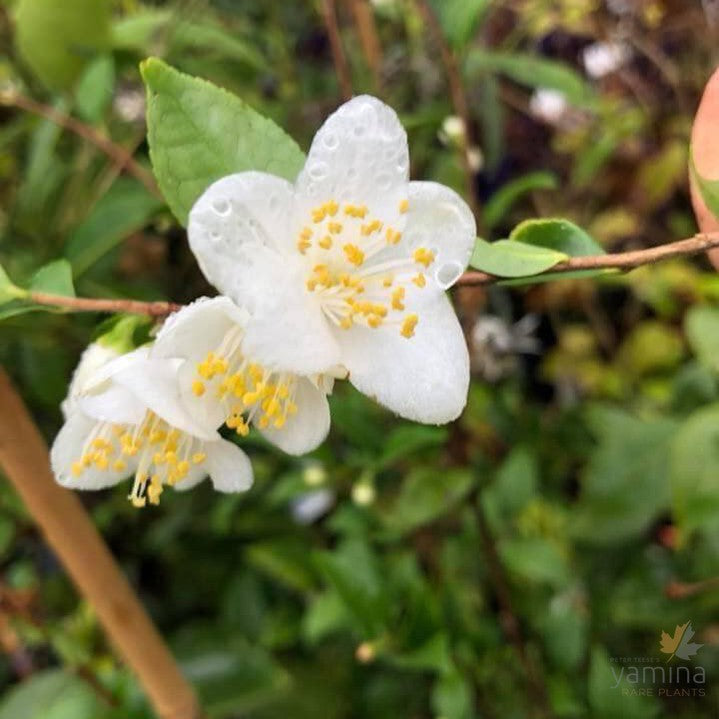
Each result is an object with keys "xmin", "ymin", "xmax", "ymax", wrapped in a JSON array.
[
  {"xmin": 194, "ymin": 345, "xmax": 298, "ymax": 435},
  {"xmin": 70, "ymin": 413, "xmax": 206, "ymax": 509},
  {"xmin": 298, "ymin": 197, "xmax": 426, "ymax": 338}
]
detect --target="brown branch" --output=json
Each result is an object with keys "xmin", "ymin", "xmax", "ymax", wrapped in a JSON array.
[
  {"xmin": 458, "ymin": 233, "xmax": 719, "ymax": 286},
  {"xmin": 27, "ymin": 292, "xmax": 180, "ymax": 318},
  {"xmin": 321, "ymin": 0, "xmax": 353, "ymax": 101},
  {"xmin": 473, "ymin": 496, "xmax": 551, "ymax": 718},
  {"xmin": 0, "ymin": 369, "xmax": 201, "ymax": 719},
  {"xmin": 0, "ymin": 90, "xmax": 161, "ymax": 199},
  {"xmin": 22, "ymin": 233, "xmax": 719, "ymax": 317},
  {"xmin": 415, "ymin": 0, "xmax": 483, "ymax": 233},
  {"xmin": 348, "ymin": 0, "xmax": 383, "ymax": 93}
]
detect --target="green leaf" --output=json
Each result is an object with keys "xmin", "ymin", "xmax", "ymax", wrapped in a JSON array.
[
  {"xmin": 500, "ymin": 218, "xmax": 611, "ymax": 285},
  {"xmin": 29, "ymin": 259, "xmax": 75, "ymax": 297},
  {"xmin": 75, "ymin": 54, "xmax": 115, "ymax": 124},
  {"xmin": 430, "ymin": 0, "xmax": 490, "ymax": 51},
  {"xmin": 465, "ymin": 50, "xmax": 595, "ymax": 105},
  {"xmin": 685, "ymin": 305, "xmax": 719, "ymax": 371},
  {"xmin": 689, "ymin": 151, "xmax": 719, "ymax": 221},
  {"xmin": 377, "ymin": 424, "xmax": 448, "ymax": 468},
  {"xmin": 509, "ymin": 218, "xmax": 604, "ymax": 256},
  {"xmin": 64, "ymin": 177, "xmax": 163, "ymax": 276},
  {"xmin": 0, "ymin": 263, "xmax": 27, "ymax": 304},
  {"xmin": 571, "ymin": 407, "xmax": 676, "ymax": 544},
  {"xmin": 670, "ymin": 403, "xmax": 719, "ymax": 535},
  {"xmin": 14, "ymin": 0, "xmax": 111, "ymax": 91},
  {"xmin": 483, "ymin": 171, "xmax": 558, "ymax": 230},
  {"xmin": 469, "ymin": 238, "xmax": 568, "ymax": 277},
  {"xmin": 141, "ymin": 57, "xmax": 305, "ymax": 225},
  {"xmin": 0, "ymin": 669, "xmax": 101, "ymax": 719},
  {"xmin": 499, "ymin": 537, "xmax": 570, "ymax": 587},
  {"xmin": 431, "ymin": 667, "xmax": 474, "ymax": 719}
]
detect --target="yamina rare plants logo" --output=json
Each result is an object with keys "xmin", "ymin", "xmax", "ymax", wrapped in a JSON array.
[{"xmin": 659, "ymin": 621, "xmax": 703, "ymax": 662}]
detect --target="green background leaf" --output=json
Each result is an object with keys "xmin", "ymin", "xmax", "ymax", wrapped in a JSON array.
[
  {"xmin": 141, "ymin": 57, "xmax": 305, "ymax": 225},
  {"xmin": 470, "ymin": 238, "xmax": 567, "ymax": 277}
]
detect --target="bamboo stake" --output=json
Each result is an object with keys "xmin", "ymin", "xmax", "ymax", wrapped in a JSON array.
[{"xmin": 0, "ymin": 368, "xmax": 201, "ymax": 719}]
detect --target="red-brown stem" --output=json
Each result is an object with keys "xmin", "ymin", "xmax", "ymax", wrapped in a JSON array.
[
  {"xmin": 0, "ymin": 90, "xmax": 160, "ymax": 198},
  {"xmin": 27, "ymin": 292, "xmax": 180, "ymax": 317},
  {"xmin": 458, "ymin": 233, "xmax": 719, "ymax": 286},
  {"xmin": 0, "ymin": 369, "xmax": 201, "ymax": 719},
  {"xmin": 321, "ymin": 0, "xmax": 353, "ymax": 101},
  {"xmin": 415, "ymin": 0, "xmax": 483, "ymax": 233}
]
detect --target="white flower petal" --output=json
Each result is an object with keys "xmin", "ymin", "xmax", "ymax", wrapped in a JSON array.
[
  {"xmin": 295, "ymin": 95, "xmax": 409, "ymax": 230},
  {"xmin": 77, "ymin": 384, "xmax": 146, "ymax": 425},
  {"xmin": 257, "ymin": 377, "xmax": 330, "ymax": 455},
  {"xmin": 62, "ymin": 343, "xmax": 122, "ymax": 418},
  {"xmin": 205, "ymin": 438, "xmax": 254, "ymax": 493},
  {"xmin": 188, "ymin": 172, "xmax": 296, "ymax": 297},
  {"xmin": 337, "ymin": 293, "xmax": 469, "ymax": 424},
  {"xmin": 112, "ymin": 357, "xmax": 220, "ymax": 440},
  {"xmin": 176, "ymin": 360, "xmax": 226, "ymax": 431},
  {"xmin": 51, "ymin": 413, "xmax": 136, "ymax": 490},
  {"xmin": 402, "ymin": 181, "xmax": 476, "ymax": 290},
  {"xmin": 154, "ymin": 296, "xmax": 248, "ymax": 361}
]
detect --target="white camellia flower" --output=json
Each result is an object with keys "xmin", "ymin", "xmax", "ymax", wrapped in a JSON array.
[
  {"xmin": 148, "ymin": 296, "xmax": 338, "ymax": 455},
  {"xmin": 188, "ymin": 96, "xmax": 476, "ymax": 424},
  {"xmin": 52, "ymin": 345, "xmax": 253, "ymax": 508}
]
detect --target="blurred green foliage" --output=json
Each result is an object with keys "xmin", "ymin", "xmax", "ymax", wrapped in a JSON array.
[{"xmin": 1, "ymin": 1, "xmax": 719, "ymax": 717}]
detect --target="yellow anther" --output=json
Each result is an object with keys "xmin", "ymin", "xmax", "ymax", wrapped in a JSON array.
[
  {"xmin": 325, "ymin": 200, "xmax": 339, "ymax": 216},
  {"xmin": 274, "ymin": 416, "xmax": 287, "ymax": 429},
  {"xmin": 412, "ymin": 273, "xmax": 426, "ymax": 288},
  {"xmin": 344, "ymin": 203, "xmax": 368, "ymax": 218},
  {"xmin": 71, "ymin": 461, "xmax": 83, "ymax": 477},
  {"xmin": 367, "ymin": 315, "xmax": 382, "ymax": 328},
  {"xmin": 343, "ymin": 244, "xmax": 365, "ymax": 266},
  {"xmin": 192, "ymin": 452, "xmax": 206, "ymax": 464},
  {"xmin": 297, "ymin": 238, "xmax": 311, "ymax": 254},
  {"xmin": 361, "ymin": 219, "xmax": 382, "ymax": 236},
  {"xmin": 319, "ymin": 235, "xmax": 333, "ymax": 250},
  {"xmin": 277, "ymin": 384, "xmax": 289, "ymax": 399},
  {"xmin": 153, "ymin": 452, "xmax": 165, "ymax": 465},
  {"xmin": 113, "ymin": 459, "xmax": 127, "ymax": 472},
  {"xmin": 385, "ymin": 228, "xmax": 402, "ymax": 245},
  {"xmin": 249, "ymin": 364, "xmax": 264, "ymax": 383},
  {"xmin": 340, "ymin": 316, "xmax": 353, "ymax": 329},
  {"xmin": 236, "ymin": 421, "xmax": 250, "ymax": 437},
  {"xmin": 192, "ymin": 380, "xmax": 206, "ymax": 397},
  {"xmin": 94, "ymin": 455, "xmax": 109, "ymax": 470},
  {"xmin": 131, "ymin": 496, "xmax": 147, "ymax": 508},
  {"xmin": 372, "ymin": 303, "xmax": 388, "ymax": 317},
  {"xmin": 413, "ymin": 247, "xmax": 435, "ymax": 267},
  {"xmin": 399, "ymin": 199, "xmax": 409, "ymax": 213},
  {"xmin": 176, "ymin": 460, "xmax": 190, "ymax": 477},
  {"xmin": 92, "ymin": 438, "xmax": 110, "ymax": 449},
  {"xmin": 243, "ymin": 391, "xmax": 260, "ymax": 405},
  {"xmin": 212, "ymin": 358, "xmax": 229, "ymax": 374},
  {"xmin": 149, "ymin": 430, "xmax": 167, "ymax": 443},
  {"xmin": 197, "ymin": 360, "xmax": 213, "ymax": 379},
  {"xmin": 328, "ymin": 221, "xmax": 343, "ymax": 234},
  {"xmin": 300, "ymin": 226, "xmax": 313, "ymax": 240},
  {"xmin": 392, "ymin": 287, "xmax": 405, "ymax": 310},
  {"xmin": 382, "ymin": 276, "xmax": 394, "ymax": 287},
  {"xmin": 147, "ymin": 476, "xmax": 163, "ymax": 504},
  {"xmin": 312, "ymin": 206, "xmax": 327, "ymax": 223},
  {"xmin": 164, "ymin": 451, "xmax": 177, "ymax": 465},
  {"xmin": 401, "ymin": 314, "xmax": 419, "ymax": 338},
  {"xmin": 258, "ymin": 416, "xmax": 270, "ymax": 429}
]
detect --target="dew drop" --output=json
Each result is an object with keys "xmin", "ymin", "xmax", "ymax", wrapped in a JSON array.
[
  {"xmin": 212, "ymin": 198, "xmax": 231, "ymax": 216},
  {"xmin": 323, "ymin": 132, "xmax": 339, "ymax": 150},
  {"xmin": 435, "ymin": 261, "xmax": 463, "ymax": 290},
  {"xmin": 309, "ymin": 161, "xmax": 329, "ymax": 181}
]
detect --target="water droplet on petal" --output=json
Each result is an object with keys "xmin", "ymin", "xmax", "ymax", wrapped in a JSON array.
[
  {"xmin": 435, "ymin": 260, "xmax": 463, "ymax": 290},
  {"xmin": 212, "ymin": 198, "xmax": 231, "ymax": 216}
]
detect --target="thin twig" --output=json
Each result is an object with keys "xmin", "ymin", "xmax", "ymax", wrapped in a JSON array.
[
  {"xmin": 27, "ymin": 292, "xmax": 180, "ymax": 317},
  {"xmin": 473, "ymin": 497, "xmax": 551, "ymax": 718},
  {"xmin": 321, "ymin": 0, "xmax": 353, "ymax": 101},
  {"xmin": 22, "ymin": 232, "xmax": 719, "ymax": 317},
  {"xmin": 458, "ymin": 232, "xmax": 719, "ymax": 286},
  {"xmin": 348, "ymin": 0, "xmax": 383, "ymax": 93},
  {"xmin": 0, "ymin": 368, "xmax": 201, "ymax": 719},
  {"xmin": 0, "ymin": 90, "xmax": 161, "ymax": 199},
  {"xmin": 415, "ymin": 0, "xmax": 484, "ymax": 233}
]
